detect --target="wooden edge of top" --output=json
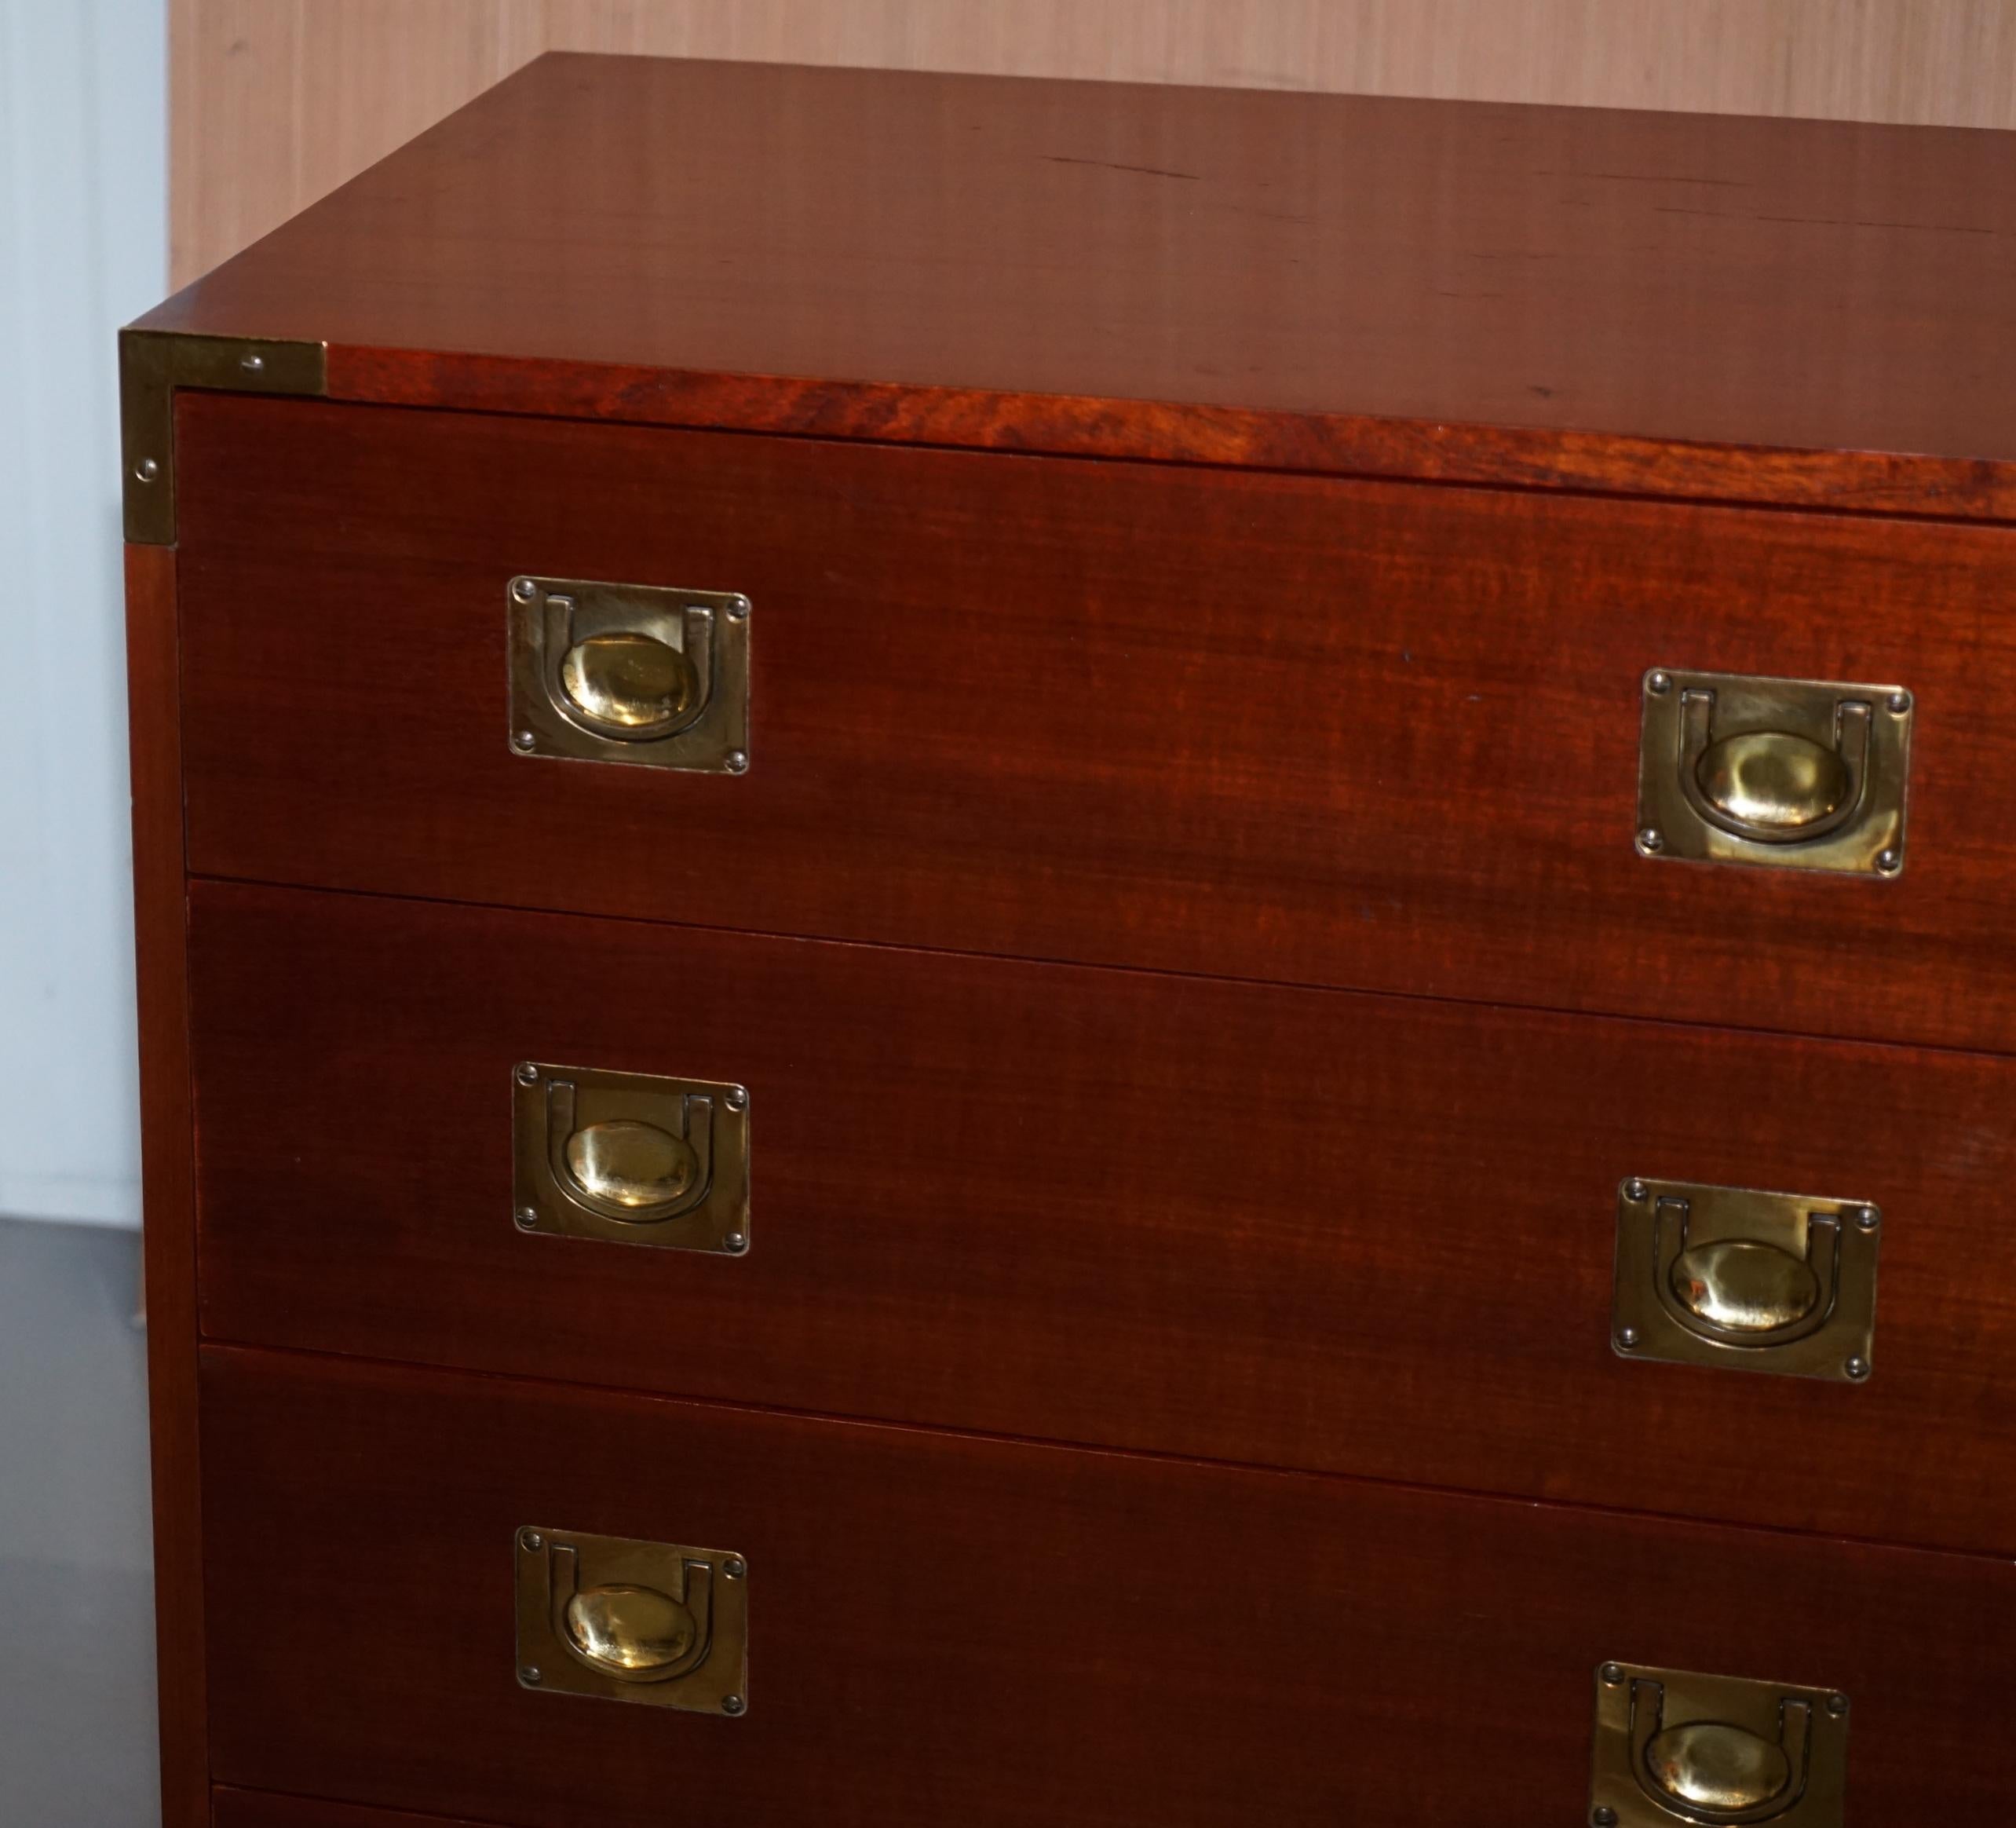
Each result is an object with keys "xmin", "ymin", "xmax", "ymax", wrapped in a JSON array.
[
  {"xmin": 320, "ymin": 344, "xmax": 2016, "ymax": 526},
  {"xmin": 119, "ymin": 323, "xmax": 2016, "ymax": 532}
]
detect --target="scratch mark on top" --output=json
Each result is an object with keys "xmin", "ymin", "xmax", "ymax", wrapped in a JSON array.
[
  {"xmin": 1536, "ymin": 168, "xmax": 1752, "ymax": 188},
  {"xmin": 1043, "ymin": 155, "xmax": 1204, "ymax": 183},
  {"xmin": 1656, "ymin": 204, "xmax": 1995, "ymax": 236}
]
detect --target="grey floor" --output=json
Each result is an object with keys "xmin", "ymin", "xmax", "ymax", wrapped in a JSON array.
[{"xmin": 0, "ymin": 1216, "xmax": 160, "ymax": 1826}]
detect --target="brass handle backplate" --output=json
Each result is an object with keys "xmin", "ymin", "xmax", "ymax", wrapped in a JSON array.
[
  {"xmin": 507, "ymin": 575, "xmax": 751, "ymax": 773},
  {"xmin": 512, "ymin": 1061, "xmax": 751, "ymax": 1254},
  {"xmin": 1590, "ymin": 1662, "xmax": 1848, "ymax": 1826},
  {"xmin": 1612, "ymin": 1179, "xmax": 1880, "ymax": 1383},
  {"xmin": 1635, "ymin": 669, "xmax": 1911, "ymax": 876},
  {"xmin": 516, "ymin": 1526, "xmax": 749, "ymax": 1715}
]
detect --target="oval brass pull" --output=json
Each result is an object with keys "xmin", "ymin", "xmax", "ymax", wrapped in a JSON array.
[
  {"xmin": 564, "ymin": 1583, "xmax": 701, "ymax": 1679},
  {"xmin": 1616, "ymin": 1179, "xmax": 1881, "ymax": 1384},
  {"xmin": 560, "ymin": 631, "xmax": 697, "ymax": 736},
  {"xmin": 1650, "ymin": 1193, "xmax": 1840, "ymax": 1354},
  {"xmin": 535, "ymin": 590, "xmax": 714, "ymax": 744},
  {"xmin": 1677, "ymin": 688, "xmax": 1870, "ymax": 846},
  {"xmin": 518, "ymin": 1527, "xmax": 748, "ymax": 1715},
  {"xmin": 1693, "ymin": 730, "xmax": 1850, "ymax": 835},
  {"xmin": 545, "ymin": 1078, "xmax": 714, "ymax": 1225},
  {"xmin": 1645, "ymin": 1720, "xmax": 1793, "ymax": 1815},
  {"xmin": 1594, "ymin": 1664, "xmax": 1844, "ymax": 1828},
  {"xmin": 549, "ymin": 1541, "xmax": 716, "ymax": 1686},
  {"xmin": 564, "ymin": 1119, "xmax": 699, "ymax": 1211},
  {"xmin": 509, "ymin": 576, "xmax": 751, "ymax": 774},
  {"xmin": 1670, "ymin": 1238, "xmax": 1821, "ymax": 1335}
]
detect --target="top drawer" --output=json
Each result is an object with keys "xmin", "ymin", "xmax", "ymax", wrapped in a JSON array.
[{"xmin": 177, "ymin": 393, "xmax": 2016, "ymax": 1051}]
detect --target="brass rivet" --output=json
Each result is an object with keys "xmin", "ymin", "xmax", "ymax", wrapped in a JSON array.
[
  {"xmin": 1886, "ymin": 692, "xmax": 1911, "ymax": 715},
  {"xmin": 1851, "ymin": 1206, "xmax": 1880, "ymax": 1232},
  {"xmin": 1623, "ymin": 1179, "xmax": 1649, "ymax": 1203},
  {"xmin": 721, "ymin": 1695, "xmax": 747, "ymax": 1716},
  {"xmin": 1845, "ymin": 1355, "xmax": 1871, "ymax": 1380},
  {"xmin": 511, "ymin": 577, "xmax": 541, "ymax": 604},
  {"xmin": 240, "ymin": 352, "xmax": 265, "ymax": 374},
  {"xmin": 1646, "ymin": 671, "xmax": 1673, "ymax": 695},
  {"xmin": 133, "ymin": 456, "xmax": 160, "ymax": 483},
  {"xmin": 520, "ymin": 1665, "xmax": 542, "ymax": 1685},
  {"xmin": 1875, "ymin": 848, "xmax": 1902, "ymax": 874},
  {"xmin": 1616, "ymin": 1328, "xmax": 1641, "ymax": 1351},
  {"xmin": 725, "ymin": 750, "xmax": 750, "ymax": 774},
  {"xmin": 1828, "ymin": 1693, "xmax": 1850, "ymax": 1716},
  {"xmin": 1594, "ymin": 1810, "xmax": 1620, "ymax": 1827},
  {"xmin": 722, "ymin": 1556, "xmax": 747, "ymax": 1580},
  {"xmin": 725, "ymin": 1086, "xmax": 748, "ymax": 1111},
  {"xmin": 516, "ymin": 1062, "xmax": 540, "ymax": 1085},
  {"xmin": 1635, "ymin": 827, "xmax": 1665, "ymax": 854},
  {"xmin": 726, "ymin": 597, "xmax": 751, "ymax": 622},
  {"xmin": 511, "ymin": 729, "xmax": 537, "ymax": 752},
  {"xmin": 519, "ymin": 1529, "xmax": 543, "ymax": 1552},
  {"xmin": 723, "ymin": 1231, "xmax": 749, "ymax": 1255},
  {"xmin": 514, "ymin": 1206, "xmax": 539, "ymax": 1230},
  {"xmin": 1600, "ymin": 1663, "xmax": 1625, "ymax": 1686}
]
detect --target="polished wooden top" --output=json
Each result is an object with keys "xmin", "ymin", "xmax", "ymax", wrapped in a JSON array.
[{"xmin": 139, "ymin": 53, "xmax": 2016, "ymax": 517}]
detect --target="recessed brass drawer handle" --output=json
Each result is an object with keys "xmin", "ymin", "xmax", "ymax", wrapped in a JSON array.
[
  {"xmin": 1612, "ymin": 1179, "xmax": 1879, "ymax": 1382},
  {"xmin": 513, "ymin": 1061, "xmax": 751, "ymax": 1253},
  {"xmin": 507, "ymin": 574, "xmax": 751, "ymax": 772},
  {"xmin": 1590, "ymin": 1662, "xmax": 1848, "ymax": 1826},
  {"xmin": 517, "ymin": 1526, "xmax": 748, "ymax": 1715},
  {"xmin": 1636, "ymin": 669, "xmax": 1911, "ymax": 875}
]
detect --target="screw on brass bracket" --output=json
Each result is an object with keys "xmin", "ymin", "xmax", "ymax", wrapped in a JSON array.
[{"xmin": 119, "ymin": 327, "xmax": 328, "ymax": 545}]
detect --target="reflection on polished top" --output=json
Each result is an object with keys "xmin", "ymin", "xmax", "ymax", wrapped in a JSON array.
[{"xmin": 133, "ymin": 53, "xmax": 2016, "ymax": 509}]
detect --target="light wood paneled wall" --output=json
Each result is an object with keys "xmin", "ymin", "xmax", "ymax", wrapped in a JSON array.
[{"xmin": 171, "ymin": 0, "xmax": 2016, "ymax": 287}]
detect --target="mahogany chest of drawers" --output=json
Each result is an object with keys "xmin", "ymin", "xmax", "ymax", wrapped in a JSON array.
[{"xmin": 125, "ymin": 53, "xmax": 2016, "ymax": 1828}]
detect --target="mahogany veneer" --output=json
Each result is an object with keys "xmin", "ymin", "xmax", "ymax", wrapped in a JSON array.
[
  {"xmin": 175, "ymin": 392, "xmax": 2016, "ymax": 1055},
  {"xmin": 213, "ymin": 1798, "xmax": 500, "ymax": 1828},
  {"xmin": 189, "ymin": 881, "xmax": 2016, "ymax": 1556},
  {"xmin": 203, "ymin": 1347, "xmax": 2016, "ymax": 1828},
  {"xmin": 139, "ymin": 54, "xmax": 2016, "ymax": 521},
  {"xmin": 124, "ymin": 49, "xmax": 2016, "ymax": 1828}
]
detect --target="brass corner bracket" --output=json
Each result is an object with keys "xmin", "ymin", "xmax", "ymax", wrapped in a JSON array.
[{"xmin": 119, "ymin": 327, "xmax": 327, "ymax": 546}]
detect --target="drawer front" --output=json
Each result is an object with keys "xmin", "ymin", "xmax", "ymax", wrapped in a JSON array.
[
  {"xmin": 189, "ymin": 883, "xmax": 2016, "ymax": 1555},
  {"xmin": 203, "ymin": 1346, "xmax": 2016, "ymax": 1826},
  {"xmin": 176, "ymin": 393, "xmax": 2016, "ymax": 1056}
]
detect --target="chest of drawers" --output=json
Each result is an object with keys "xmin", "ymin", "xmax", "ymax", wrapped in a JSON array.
[{"xmin": 126, "ymin": 53, "xmax": 2016, "ymax": 1828}]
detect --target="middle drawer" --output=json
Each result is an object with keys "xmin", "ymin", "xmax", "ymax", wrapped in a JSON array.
[{"xmin": 189, "ymin": 881, "xmax": 2016, "ymax": 1553}]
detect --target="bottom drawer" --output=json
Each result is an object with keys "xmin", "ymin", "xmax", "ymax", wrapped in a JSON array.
[{"xmin": 203, "ymin": 1347, "xmax": 2012, "ymax": 1825}]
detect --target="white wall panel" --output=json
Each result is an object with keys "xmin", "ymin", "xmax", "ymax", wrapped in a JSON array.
[{"xmin": 0, "ymin": 0, "xmax": 166, "ymax": 1224}]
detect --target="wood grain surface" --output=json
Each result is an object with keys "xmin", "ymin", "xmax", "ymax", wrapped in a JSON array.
[
  {"xmin": 200, "ymin": 1345, "xmax": 2016, "ymax": 1826},
  {"xmin": 144, "ymin": 55, "xmax": 2016, "ymax": 519},
  {"xmin": 174, "ymin": 393, "xmax": 2016, "ymax": 1057},
  {"xmin": 170, "ymin": 2, "xmax": 2016, "ymax": 287},
  {"xmin": 188, "ymin": 882, "xmax": 2016, "ymax": 1556},
  {"xmin": 214, "ymin": 1793, "xmax": 506, "ymax": 1828},
  {"xmin": 123, "ymin": 543, "xmax": 207, "ymax": 1828}
]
